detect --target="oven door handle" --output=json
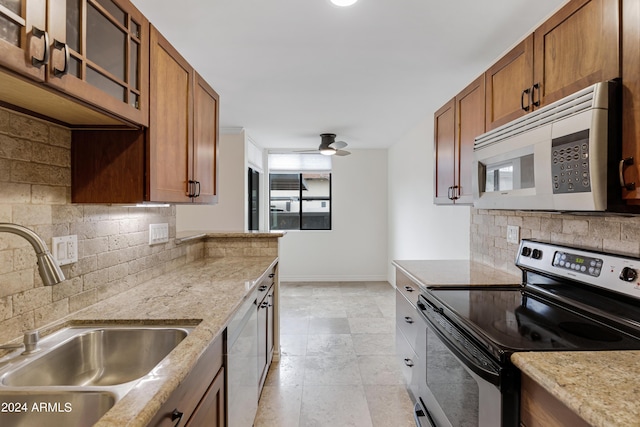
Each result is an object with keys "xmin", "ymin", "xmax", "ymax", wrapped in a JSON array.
[
  {"xmin": 417, "ymin": 300, "xmax": 501, "ymax": 387},
  {"xmin": 414, "ymin": 400, "xmax": 436, "ymax": 427}
]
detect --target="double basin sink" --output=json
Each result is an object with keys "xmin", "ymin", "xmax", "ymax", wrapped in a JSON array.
[{"xmin": 0, "ymin": 325, "xmax": 193, "ymax": 426}]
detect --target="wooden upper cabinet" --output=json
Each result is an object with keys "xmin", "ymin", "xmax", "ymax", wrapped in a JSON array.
[
  {"xmin": 0, "ymin": 0, "xmax": 149, "ymax": 126},
  {"xmin": 456, "ymin": 75, "xmax": 485, "ymax": 204},
  {"xmin": 193, "ymin": 72, "xmax": 220, "ymax": 204},
  {"xmin": 533, "ymin": 0, "xmax": 619, "ymax": 107},
  {"xmin": 434, "ymin": 98, "xmax": 456, "ymax": 204},
  {"xmin": 72, "ymin": 26, "xmax": 220, "ymax": 204},
  {"xmin": 434, "ymin": 75, "xmax": 484, "ymax": 205},
  {"xmin": 622, "ymin": 0, "xmax": 640, "ymax": 203},
  {"xmin": 0, "ymin": 0, "xmax": 47, "ymax": 81},
  {"xmin": 485, "ymin": 0, "xmax": 620, "ymax": 131},
  {"xmin": 148, "ymin": 25, "xmax": 193, "ymax": 203},
  {"xmin": 46, "ymin": 0, "xmax": 150, "ymax": 126},
  {"xmin": 148, "ymin": 25, "xmax": 219, "ymax": 204},
  {"xmin": 485, "ymin": 35, "xmax": 534, "ymax": 130}
]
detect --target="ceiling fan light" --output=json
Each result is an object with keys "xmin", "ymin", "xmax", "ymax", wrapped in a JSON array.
[
  {"xmin": 320, "ymin": 148, "xmax": 336, "ymax": 155},
  {"xmin": 330, "ymin": 0, "xmax": 358, "ymax": 6}
]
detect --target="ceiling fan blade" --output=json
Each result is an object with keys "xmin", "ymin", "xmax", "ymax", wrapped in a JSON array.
[
  {"xmin": 329, "ymin": 141, "xmax": 347, "ymax": 150},
  {"xmin": 294, "ymin": 149, "xmax": 320, "ymax": 153},
  {"xmin": 335, "ymin": 149, "xmax": 351, "ymax": 156}
]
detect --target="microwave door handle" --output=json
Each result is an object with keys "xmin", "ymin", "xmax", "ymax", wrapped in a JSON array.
[{"xmin": 414, "ymin": 401, "xmax": 437, "ymax": 427}]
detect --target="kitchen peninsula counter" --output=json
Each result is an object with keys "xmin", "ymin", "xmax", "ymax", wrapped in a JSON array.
[
  {"xmin": 393, "ymin": 259, "xmax": 521, "ymax": 289},
  {"xmin": 512, "ymin": 351, "xmax": 640, "ymax": 427},
  {"xmin": 68, "ymin": 255, "xmax": 278, "ymax": 427}
]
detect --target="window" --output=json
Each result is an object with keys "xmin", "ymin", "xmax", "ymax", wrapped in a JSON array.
[{"xmin": 268, "ymin": 153, "xmax": 332, "ymax": 230}]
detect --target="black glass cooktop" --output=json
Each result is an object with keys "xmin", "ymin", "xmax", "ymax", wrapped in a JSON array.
[{"xmin": 426, "ymin": 286, "xmax": 640, "ymax": 359}]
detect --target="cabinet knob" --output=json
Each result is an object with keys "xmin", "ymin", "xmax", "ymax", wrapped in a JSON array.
[
  {"xmin": 403, "ymin": 358, "xmax": 414, "ymax": 367},
  {"xmin": 404, "ymin": 316, "xmax": 414, "ymax": 324},
  {"xmin": 404, "ymin": 286, "xmax": 414, "ymax": 293},
  {"xmin": 258, "ymin": 285, "xmax": 268, "ymax": 291},
  {"xmin": 268, "ymin": 273, "xmax": 275, "ymax": 278}
]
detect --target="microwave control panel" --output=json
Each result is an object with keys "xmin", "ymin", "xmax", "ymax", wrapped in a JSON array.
[{"xmin": 551, "ymin": 129, "xmax": 590, "ymax": 194}]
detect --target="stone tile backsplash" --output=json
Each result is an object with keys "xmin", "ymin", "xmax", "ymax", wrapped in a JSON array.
[
  {"xmin": 471, "ymin": 208, "xmax": 640, "ymax": 275},
  {"xmin": 0, "ymin": 107, "xmax": 205, "ymax": 344}
]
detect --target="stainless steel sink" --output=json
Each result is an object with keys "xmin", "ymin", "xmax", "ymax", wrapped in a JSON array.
[
  {"xmin": 0, "ymin": 325, "xmax": 193, "ymax": 426},
  {"xmin": 3, "ymin": 328, "xmax": 189, "ymax": 387},
  {"xmin": 0, "ymin": 391, "xmax": 115, "ymax": 427}
]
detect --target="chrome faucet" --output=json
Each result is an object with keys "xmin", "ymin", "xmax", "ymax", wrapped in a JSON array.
[
  {"xmin": 0, "ymin": 223, "xmax": 65, "ymax": 286},
  {"xmin": 0, "ymin": 330, "xmax": 40, "ymax": 355}
]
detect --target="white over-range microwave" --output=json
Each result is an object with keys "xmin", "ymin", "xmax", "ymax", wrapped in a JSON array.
[{"xmin": 472, "ymin": 80, "xmax": 624, "ymax": 212}]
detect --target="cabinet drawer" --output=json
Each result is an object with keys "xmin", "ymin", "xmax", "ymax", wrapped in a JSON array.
[
  {"xmin": 396, "ymin": 290, "xmax": 419, "ymax": 350},
  {"xmin": 396, "ymin": 326, "xmax": 420, "ymax": 400},
  {"xmin": 147, "ymin": 334, "xmax": 223, "ymax": 426},
  {"xmin": 396, "ymin": 270, "xmax": 421, "ymax": 304}
]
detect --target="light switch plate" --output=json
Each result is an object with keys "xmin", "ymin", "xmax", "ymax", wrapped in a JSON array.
[
  {"xmin": 506, "ymin": 225, "xmax": 520, "ymax": 244},
  {"xmin": 52, "ymin": 235, "xmax": 78, "ymax": 266},
  {"xmin": 149, "ymin": 223, "xmax": 169, "ymax": 245}
]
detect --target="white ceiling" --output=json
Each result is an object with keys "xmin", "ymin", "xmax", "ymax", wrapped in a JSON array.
[{"xmin": 131, "ymin": 0, "xmax": 568, "ymax": 151}]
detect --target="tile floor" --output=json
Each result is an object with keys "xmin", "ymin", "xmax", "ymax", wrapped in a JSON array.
[{"xmin": 254, "ymin": 281, "xmax": 415, "ymax": 427}]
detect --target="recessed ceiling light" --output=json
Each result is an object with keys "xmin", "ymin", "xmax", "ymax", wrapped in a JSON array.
[{"xmin": 331, "ymin": 0, "xmax": 358, "ymax": 6}]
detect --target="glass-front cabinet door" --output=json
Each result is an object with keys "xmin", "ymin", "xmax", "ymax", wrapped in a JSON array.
[
  {"xmin": 0, "ymin": 0, "xmax": 47, "ymax": 81},
  {"xmin": 47, "ymin": 0, "xmax": 148, "ymax": 125}
]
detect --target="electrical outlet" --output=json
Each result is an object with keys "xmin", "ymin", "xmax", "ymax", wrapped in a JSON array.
[
  {"xmin": 52, "ymin": 235, "xmax": 78, "ymax": 266},
  {"xmin": 149, "ymin": 223, "xmax": 169, "ymax": 245},
  {"xmin": 506, "ymin": 225, "xmax": 520, "ymax": 244}
]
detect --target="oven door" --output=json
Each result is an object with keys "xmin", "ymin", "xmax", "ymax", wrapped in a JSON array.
[{"xmin": 416, "ymin": 296, "xmax": 518, "ymax": 427}]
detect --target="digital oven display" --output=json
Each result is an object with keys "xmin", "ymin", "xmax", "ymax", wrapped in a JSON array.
[{"xmin": 553, "ymin": 251, "xmax": 603, "ymax": 277}]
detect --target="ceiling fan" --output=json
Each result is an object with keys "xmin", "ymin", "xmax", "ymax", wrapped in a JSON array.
[{"xmin": 298, "ymin": 133, "xmax": 351, "ymax": 156}]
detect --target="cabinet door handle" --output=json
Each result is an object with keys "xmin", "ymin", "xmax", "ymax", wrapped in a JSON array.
[
  {"xmin": 52, "ymin": 40, "xmax": 69, "ymax": 77},
  {"xmin": 451, "ymin": 185, "xmax": 459, "ymax": 200},
  {"xmin": 268, "ymin": 273, "xmax": 275, "ymax": 278},
  {"xmin": 261, "ymin": 301, "xmax": 269, "ymax": 308},
  {"xmin": 404, "ymin": 316, "xmax": 414, "ymax": 324},
  {"xmin": 404, "ymin": 358, "xmax": 414, "ymax": 367},
  {"xmin": 531, "ymin": 83, "xmax": 541, "ymax": 107},
  {"xmin": 171, "ymin": 409, "xmax": 183, "ymax": 426},
  {"xmin": 619, "ymin": 157, "xmax": 636, "ymax": 190},
  {"xmin": 187, "ymin": 180, "xmax": 197, "ymax": 197},
  {"xmin": 194, "ymin": 180, "xmax": 201, "ymax": 198},
  {"xmin": 31, "ymin": 27, "xmax": 50, "ymax": 68},
  {"xmin": 404, "ymin": 286, "xmax": 414, "ymax": 293},
  {"xmin": 258, "ymin": 285, "xmax": 268, "ymax": 291},
  {"xmin": 521, "ymin": 88, "xmax": 531, "ymax": 112}
]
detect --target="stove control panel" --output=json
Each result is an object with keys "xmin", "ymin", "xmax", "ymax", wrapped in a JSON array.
[
  {"xmin": 552, "ymin": 251, "xmax": 603, "ymax": 277},
  {"xmin": 516, "ymin": 239, "xmax": 640, "ymax": 300}
]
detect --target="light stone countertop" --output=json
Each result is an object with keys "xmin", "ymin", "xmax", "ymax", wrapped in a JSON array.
[
  {"xmin": 393, "ymin": 259, "xmax": 522, "ymax": 289},
  {"xmin": 63, "ymin": 256, "xmax": 277, "ymax": 427},
  {"xmin": 512, "ymin": 351, "xmax": 640, "ymax": 427}
]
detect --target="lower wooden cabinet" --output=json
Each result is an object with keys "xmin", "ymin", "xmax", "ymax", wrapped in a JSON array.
[
  {"xmin": 147, "ymin": 333, "xmax": 224, "ymax": 427},
  {"xmin": 258, "ymin": 282, "xmax": 275, "ymax": 392},
  {"xmin": 520, "ymin": 374, "xmax": 589, "ymax": 427},
  {"xmin": 185, "ymin": 366, "xmax": 225, "ymax": 427}
]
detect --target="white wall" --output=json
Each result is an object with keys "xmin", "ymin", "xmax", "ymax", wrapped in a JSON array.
[
  {"xmin": 177, "ymin": 132, "xmax": 246, "ymax": 232},
  {"xmin": 278, "ymin": 149, "xmax": 388, "ymax": 281},
  {"xmin": 387, "ymin": 115, "xmax": 471, "ymax": 283}
]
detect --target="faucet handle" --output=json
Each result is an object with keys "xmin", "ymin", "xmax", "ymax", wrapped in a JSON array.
[{"xmin": 22, "ymin": 330, "xmax": 39, "ymax": 354}]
